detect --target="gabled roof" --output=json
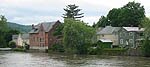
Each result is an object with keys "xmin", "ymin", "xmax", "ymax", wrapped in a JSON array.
[
  {"xmin": 123, "ymin": 27, "xmax": 144, "ymax": 32},
  {"xmin": 12, "ymin": 34, "xmax": 29, "ymax": 40},
  {"xmin": 12, "ymin": 35, "xmax": 18, "ymax": 39},
  {"xmin": 97, "ymin": 26, "xmax": 121, "ymax": 35},
  {"xmin": 21, "ymin": 34, "xmax": 29, "ymax": 39},
  {"xmin": 29, "ymin": 21, "xmax": 58, "ymax": 33}
]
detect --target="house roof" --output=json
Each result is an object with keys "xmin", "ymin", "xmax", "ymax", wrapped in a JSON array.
[
  {"xmin": 97, "ymin": 26, "xmax": 121, "ymax": 35},
  {"xmin": 123, "ymin": 27, "xmax": 144, "ymax": 32},
  {"xmin": 99, "ymin": 39, "xmax": 112, "ymax": 42},
  {"xmin": 12, "ymin": 35, "xmax": 18, "ymax": 39},
  {"xmin": 21, "ymin": 34, "xmax": 29, "ymax": 39},
  {"xmin": 29, "ymin": 21, "xmax": 57, "ymax": 33},
  {"xmin": 12, "ymin": 34, "xmax": 29, "ymax": 40}
]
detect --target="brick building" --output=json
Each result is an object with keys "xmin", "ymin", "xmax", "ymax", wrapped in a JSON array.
[{"xmin": 29, "ymin": 20, "xmax": 61, "ymax": 49}]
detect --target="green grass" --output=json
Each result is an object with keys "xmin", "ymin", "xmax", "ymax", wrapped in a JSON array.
[
  {"xmin": 11, "ymin": 48, "xmax": 26, "ymax": 52},
  {"xmin": 103, "ymin": 48, "xmax": 127, "ymax": 51},
  {"xmin": 102, "ymin": 48, "xmax": 128, "ymax": 55}
]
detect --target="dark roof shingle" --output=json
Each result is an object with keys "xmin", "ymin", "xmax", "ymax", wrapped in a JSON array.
[{"xmin": 29, "ymin": 21, "xmax": 57, "ymax": 33}]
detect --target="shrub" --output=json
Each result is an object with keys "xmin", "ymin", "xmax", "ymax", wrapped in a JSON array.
[
  {"xmin": 24, "ymin": 43, "xmax": 30, "ymax": 50},
  {"xmin": 51, "ymin": 43, "xmax": 65, "ymax": 52},
  {"xmin": 8, "ymin": 41, "xmax": 16, "ymax": 48},
  {"xmin": 88, "ymin": 43, "xmax": 103, "ymax": 55},
  {"xmin": 142, "ymin": 38, "xmax": 150, "ymax": 57},
  {"xmin": 102, "ymin": 48, "xmax": 126, "ymax": 55},
  {"xmin": 76, "ymin": 43, "xmax": 90, "ymax": 54}
]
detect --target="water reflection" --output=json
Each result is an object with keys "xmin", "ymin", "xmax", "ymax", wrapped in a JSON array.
[{"xmin": 0, "ymin": 51, "xmax": 150, "ymax": 67}]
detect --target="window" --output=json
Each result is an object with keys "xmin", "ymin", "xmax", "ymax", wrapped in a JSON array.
[
  {"xmin": 40, "ymin": 38, "xmax": 44, "ymax": 42},
  {"xmin": 120, "ymin": 39, "xmax": 123, "ymax": 44},
  {"xmin": 33, "ymin": 37, "xmax": 36, "ymax": 42},
  {"xmin": 129, "ymin": 32, "xmax": 133, "ymax": 36},
  {"xmin": 120, "ymin": 33, "xmax": 122, "ymax": 37},
  {"xmin": 129, "ymin": 39, "xmax": 133, "ymax": 43},
  {"xmin": 40, "ymin": 38, "xmax": 42, "ymax": 42},
  {"xmin": 37, "ymin": 37, "xmax": 39, "ymax": 42},
  {"xmin": 120, "ymin": 32, "xmax": 124, "ymax": 37}
]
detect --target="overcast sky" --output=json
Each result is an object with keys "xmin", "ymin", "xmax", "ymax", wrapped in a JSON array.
[{"xmin": 0, "ymin": 0, "xmax": 150, "ymax": 25}]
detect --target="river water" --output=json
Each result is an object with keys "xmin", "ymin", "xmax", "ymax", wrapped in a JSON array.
[{"xmin": 0, "ymin": 51, "xmax": 149, "ymax": 67}]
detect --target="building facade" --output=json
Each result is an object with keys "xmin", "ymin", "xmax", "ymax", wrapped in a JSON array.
[
  {"xmin": 97, "ymin": 26, "xmax": 144, "ymax": 48},
  {"xmin": 29, "ymin": 20, "xmax": 61, "ymax": 49},
  {"xmin": 12, "ymin": 34, "xmax": 29, "ymax": 47},
  {"xmin": 119, "ymin": 27, "xmax": 144, "ymax": 48}
]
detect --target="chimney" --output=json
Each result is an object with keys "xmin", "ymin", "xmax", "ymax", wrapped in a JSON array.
[
  {"xmin": 57, "ymin": 20, "xmax": 60, "ymax": 22},
  {"xmin": 32, "ymin": 24, "xmax": 35, "ymax": 29}
]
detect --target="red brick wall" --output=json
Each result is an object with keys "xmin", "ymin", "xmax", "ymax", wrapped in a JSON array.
[
  {"xmin": 29, "ymin": 21, "xmax": 61, "ymax": 49},
  {"xmin": 48, "ymin": 21, "xmax": 61, "ymax": 48}
]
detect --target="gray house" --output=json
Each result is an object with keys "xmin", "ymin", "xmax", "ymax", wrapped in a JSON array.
[
  {"xmin": 121, "ymin": 27, "xmax": 144, "ymax": 48},
  {"xmin": 97, "ymin": 26, "xmax": 122, "ymax": 47},
  {"xmin": 97, "ymin": 26, "xmax": 144, "ymax": 48}
]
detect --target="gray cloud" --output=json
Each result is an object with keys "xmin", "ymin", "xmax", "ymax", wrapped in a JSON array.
[{"xmin": 0, "ymin": 0, "xmax": 150, "ymax": 25}]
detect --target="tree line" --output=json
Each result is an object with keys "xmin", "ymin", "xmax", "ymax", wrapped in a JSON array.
[
  {"xmin": 52, "ymin": 2, "xmax": 150, "ymax": 56},
  {"xmin": 0, "ymin": 15, "xmax": 20, "ymax": 48},
  {"xmin": 93, "ymin": 1, "xmax": 145, "ymax": 27},
  {"xmin": 0, "ymin": 1, "xmax": 149, "ymax": 56}
]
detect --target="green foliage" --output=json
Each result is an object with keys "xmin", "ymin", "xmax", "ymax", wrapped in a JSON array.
[
  {"xmin": 108, "ymin": 1, "xmax": 145, "ymax": 27},
  {"xmin": 51, "ymin": 43, "xmax": 65, "ymax": 52},
  {"xmin": 95, "ymin": 1, "xmax": 145, "ymax": 27},
  {"xmin": 0, "ymin": 15, "xmax": 7, "ymax": 31},
  {"xmin": 141, "ymin": 18, "xmax": 150, "ymax": 57},
  {"xmin": 103, "ymin": 48, "xmax": 127, "ymax": 55},
  {"xmin": 63, "ymin": 4, "xmax": 84, "ymax": 19},
  {"xmin": 0, "ymin": 15, "xmax": 21, "ymax": 47},
  {"xmin": 0, "ymin": 15, "xmax": 7, "ymax": 47},
  {"xmin": 25, "ymin": 43, "xmax": 30, "ymax": 50},
  {"xmin": 8, "ymin": 41, "xmax": 16, "ymax": 48},
  {"xmin": 103, "ymin": 48, "xmax": 127, "ymax": 51},
  {"xmin": 95, "ymin": 16, "xmax": 109, "ymax": 27},
  {"xmin": 4, "ymin": 29, "xmax": 20, "ymax": 46},
  {"xmin": 88, "ymin": 43, "xmax": 103, "ymax": 55},
  {"xmin": 142, "ymin": 18, "xmax": 150, "ymax": 37},
  {"xmin": 53, "ymin": 23, "xmax": 64, "ymax": 36},
  {"xmin": 142, "ymin": 38, "xmax": 150, "ymax": 57},
  {"xmin": 63, "ymin": 18, "xmax": 95, "ymax": 54}
]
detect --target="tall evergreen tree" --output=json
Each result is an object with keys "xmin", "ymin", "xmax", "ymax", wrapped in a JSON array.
[
  {"xmin": 0, "ymin": 15, "xmax": 7, "ymax": 47},
  {"xmin": 63, "ymin": 4, "xmax": 84, "ymax": 19}
]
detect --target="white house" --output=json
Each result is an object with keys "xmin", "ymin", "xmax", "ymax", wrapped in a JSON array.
[{"xmin": 12, "ymin": 34, "xmax": 29, "ymax": 47}]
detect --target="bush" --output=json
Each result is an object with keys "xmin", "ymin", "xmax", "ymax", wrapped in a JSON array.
[
  {"xmin": 142, "ymin": 38, "xmax": 150, "ymax": 57},
  {"xmin": 88, "ymin": 43, "xmax": 103, "ymax": 55},
  {"xmin": 76, "ymin": 43, "xmax": 90, "ymax": 54},
  {"xmin": 24, "ymin": 43, "xmax": 30, "ymax": 50},
  {"xmin": 103, "ymin": 48, "xmax": 127, "ymax": 55},
  {"xmin": 51, "ymin": 43, "xmax": 65, "ymax": 52},
  {"xmin": 8, "ymin": 41, "xmax": 16, "ymax": 48}
]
